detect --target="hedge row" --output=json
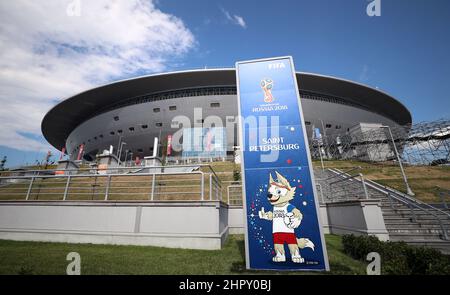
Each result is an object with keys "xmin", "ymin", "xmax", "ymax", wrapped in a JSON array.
[{"xmin": 342, "ymin": 234, "xmax": 450, "ymax": 275}]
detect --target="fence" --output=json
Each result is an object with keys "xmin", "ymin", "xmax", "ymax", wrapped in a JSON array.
[
  {"xmin": 220, "ymin": 173, "xmax": 367, "ymax": 206},
  {"xmin": 165, "ymin": 155, "xmax": 236, "ymax": 165},
  {"xmin": 0, "ymin": 165, "xmax": 222, "ymax": 202},
  {"xmin": 223, "ymin": 181, "xmax": 328, "ymax": 206},
  {"xmin": 315, "ymin": 167, "xmax": 369, "ymax": 203},
  {"xmin": 223, "ymin": 181, "xmax": 243, "ymax": 206}
]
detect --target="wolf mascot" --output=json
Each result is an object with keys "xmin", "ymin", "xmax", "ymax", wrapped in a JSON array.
[{"xmin": 258, "ymin": 171, "xmax": 314, "ymax": 263}]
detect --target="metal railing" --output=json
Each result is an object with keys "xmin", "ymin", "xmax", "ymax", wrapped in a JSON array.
[
  {"xmin": 315, "ymin": 167, "xmax": 369, "ymax": 203},
  {"xmin": 209, "ymin": 173, "xmax": 223, "ymax": 201},
  {"xmin": 222, "ymin": 181, "xmax": 329, "ymax": 207},
  {"xmin": 365, "ymin": 180, "xmax": 449, "ymax": 240},
  {"xmin": 364, "ymin": 178, "xmax": 450, "ymax": 220},
  {"xmin": 328, "ymin": 168, "xmax": 450, "ymax": 240},
  {"xmin": 0, "ymin": 164, "xmax": 219, "ymax": 177},
  {"xmin": 165, "ymin": 155, "xmax": 236, "ymax": 165},
  {"xmin": 223, "ymin": 181, "xmax": 243, "ymax": 206},
  {"xmin": 317, "ymin": 166, "xmax": 362, "ymax": 183},
  {"xmin": 329, "ymin": 172, "xmax": 369, "ymax": 202},
  {"xmin": 316, "ymin": 183, "xmax": 325, "ymax": 204},
  {"xmin": 0, "ymin": 165, "xmax": 223, "ymax": 202}
]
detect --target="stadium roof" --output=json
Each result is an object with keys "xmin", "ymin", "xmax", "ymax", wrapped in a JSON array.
[{"xmin": 42, "ymin": 68, "xmax": 412, "ymax": 149}]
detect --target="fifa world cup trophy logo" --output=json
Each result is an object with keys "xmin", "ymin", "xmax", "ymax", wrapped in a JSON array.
[{"xmin": 261, "ymin": 78, "xmax": 274, "ymax": 103}]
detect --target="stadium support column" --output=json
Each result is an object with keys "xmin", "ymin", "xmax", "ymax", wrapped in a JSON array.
[{"xmin": 382, "ymin": 126, "xmax": 415, "ymax": 196}]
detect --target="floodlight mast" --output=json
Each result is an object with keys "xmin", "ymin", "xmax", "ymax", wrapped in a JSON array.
[{"xmin": 118, "ymin": 142, "xmax": 127, "ymax": 166}]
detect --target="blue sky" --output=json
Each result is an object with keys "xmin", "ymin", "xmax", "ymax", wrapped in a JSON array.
[
  {"xmin": 161, "ymin": 0, "xmax": 450, "ymax": 121},
  {"xmin": 0, "ymin": 0, "xmax": 449, "ymax": 168}
]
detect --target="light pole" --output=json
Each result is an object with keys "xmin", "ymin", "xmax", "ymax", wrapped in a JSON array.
[
  {"xmin": 381, "ymin": 125, "xmax": 414, "ymax": 196},
  {"xmin": 116, "ymin": 136, "xmax": 122, "ymax": 158},
  {"xmin": 118, "ymin": 142, "xmax": 127, "ymax": 166},
  {"xmin": 124, "ymin": 150, "xmax": 129, "ymax": 167}
]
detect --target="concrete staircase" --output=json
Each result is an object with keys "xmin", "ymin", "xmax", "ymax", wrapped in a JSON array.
[
  {"xmin": 316, "ymin": 168, "xmax": 450, "ymax": 254},
  {"xmin": 371, "ymin": 188, "xmax": 450, "ymax": 254}
]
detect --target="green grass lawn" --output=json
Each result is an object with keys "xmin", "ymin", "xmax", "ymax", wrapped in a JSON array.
[{"xmin": 0, "ymin": 235, "xmax": 366, "ymax": 275}]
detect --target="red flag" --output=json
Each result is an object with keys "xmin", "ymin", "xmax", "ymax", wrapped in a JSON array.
[
  {"xmin": 167, "ymin": 135, "xmax": 173, "ymax": 156},
  {"xmin": 60, "ymin": 147, "xmax": 66, "ymax": 160},
  {"xmin": 77, "ymin": 144, "xmax": 84, "ymax": 161}
]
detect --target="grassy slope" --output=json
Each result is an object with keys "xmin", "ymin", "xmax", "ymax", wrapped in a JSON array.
[
  {"xmin": 209, "ymin": 161, "xmax": 450, "ymax": 203},
  {"xmin": 0, "ymin": 235, "xmax": 366, "ymax": 275},
  {"xmin": 3, "ymin": 160, "xmax": 446, "ymax": 203}
]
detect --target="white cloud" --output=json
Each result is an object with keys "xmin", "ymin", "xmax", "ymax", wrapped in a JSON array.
[
  {"xmin": 0, "ymin": 0, "xmax": 195, "ymax": 152},
  {"xmin": 221, "ymin": 8, "xmax": 247, "ymax": 29}
]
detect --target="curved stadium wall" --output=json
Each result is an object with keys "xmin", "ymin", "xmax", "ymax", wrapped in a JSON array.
[{"xmin": 41, "ymin": 69, "xmax": 412, "ymax": 161}]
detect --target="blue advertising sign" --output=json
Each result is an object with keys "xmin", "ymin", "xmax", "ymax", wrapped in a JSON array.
[{"xmin": 236, "ymin": 56, "xmax": 329, "ymax": 271}]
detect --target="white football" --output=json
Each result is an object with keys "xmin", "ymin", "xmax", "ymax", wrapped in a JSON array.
[{"xmin": 284, "ymin": 212, "xmax": 297, "ymax": 229}]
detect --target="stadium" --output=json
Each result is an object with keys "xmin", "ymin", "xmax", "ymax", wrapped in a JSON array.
[
  {"xmin": 4, "ymin": 68, "xmax": 450, "ymax": 259},
  {"xmin": 41, "ymin": 68, "xmax": 412, "ymax": 162}
]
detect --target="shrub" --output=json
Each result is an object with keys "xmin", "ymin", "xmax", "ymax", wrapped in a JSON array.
[
  {"xmin": 341, "ymin": 234, "xmax": 450, "ymax": 275},
  {"xmin": 233, "ymin": 168, "xmax": 241, "ymax": 181}
]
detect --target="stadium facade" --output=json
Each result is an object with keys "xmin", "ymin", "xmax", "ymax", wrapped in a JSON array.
[{"xmin": 41, "ymin": 69, "xmax": 412, "ymax": 161}]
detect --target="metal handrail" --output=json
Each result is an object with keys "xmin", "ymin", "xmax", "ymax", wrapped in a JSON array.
[
  {"xmin": 0, "ymin": 170, "xmax": 202, "ymax": 180},
  {"xmin": 328, "ymin": 173, "xmax": 361, "ymax": 186},
  {"xmin": 226, "ymin": 184, "xmax": 243, "ymax": 205},
  {"xmin": 316, "ymin": 183, "xmax": 325, "ymax": 204},
  {"xmin": 331, "ymin": 167, "xmax": 450, "ymax": 220},
  {"xmin": 0, "ymin": 163, "xmax": 221, "ymax": 180},
  {"xmin": 365, "ymin": 179, "xmax": 450, "ymax": 220},
  {"xmin": 329, "ymin": 167, "xmax": 449, "ymax": 240},
  {"xmin": 322, "ymin": 166, "xmax": 362, "ymax": 182},
  {"xmin": 12, "ymin": 164, "xmax": 223, "ymax": 201},
  {"xmin": 0, "ymin": 170, "xmax": 212, "ymax": 202},
  {"xmin": 365, "ymin": 181, "xmax": 449, "ymax": 240},
  {"xmin": 320, "ymin": 167, "xmax": 369, "ymax": 202}
]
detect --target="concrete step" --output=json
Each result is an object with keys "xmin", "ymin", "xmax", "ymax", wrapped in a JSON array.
[
  {"xmin": 385, "ymin": 224, "xmax": 450, "ymax": 232},
  {"xmin": 382, "ymin": 215, "xmax": 450, "ymax": 223},
  {"xmin": 379, "ymin": 200, "xmax": 450, "ymax": 210},
  {"xmin": 388, "ymin": 239, "xmax": 450, "ymax": 255},
  {"xmin": 380, "ymin": 203, "xmax": 411, "ymax": 209},
  {"xmin": 415, "ymin": 215, "xmax": 450, "ymax": 222},
  {"xmin": 381, "ymin": 211, "xmax": 450, "ymax": 221},
  {"xmin": 382, "ymin": 208, "xmax": 450, "ymax": 215},
  {"xmin": 384, "ymin": 222, "xmax": 446, "ymax": 229},
  {"xmin": 383, "ymin": 217, "xmax": 450, "ymax": 227},
  {"xmin": 388, "ymin": 232, "xmax": 445, "ymax": 241},
  {"xmin": 386, "ymin": 227, "xmax": 445, "ymax": 235},
  {"xmin": 380, "ymin": 205, "xmax": 409, "ymax": 210},
  {"xmin": 383, "ymin": 220, "xmax": 419, "ymax": 226},
  {"xmin": 380, "ymin": 202, "xmax": 408, "ymax": 206},
  {"xmin": 410, "ymin": 219, "xmax": 450, "ymax": 225},
  {"xmin": 383, "ymin": 216, "xmax": 416, "ymax": 221}
]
